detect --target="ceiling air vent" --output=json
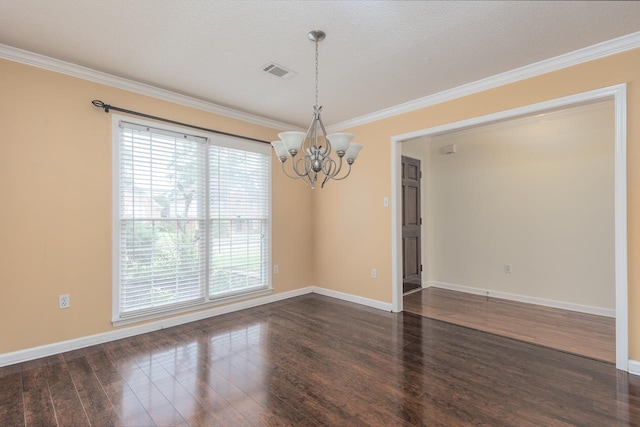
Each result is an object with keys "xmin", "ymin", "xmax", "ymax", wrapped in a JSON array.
[{"xmin": 262, "ymin": 62, "xmax": 297, "ymax": 80}]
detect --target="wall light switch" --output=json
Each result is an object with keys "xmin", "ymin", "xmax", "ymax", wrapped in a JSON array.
[
  {"xmin": 383, "ymin": 197, "xmax": 389, "ymax": 207},
  {"xmin": 273, "ymin": 265, "xmax": 279, "ymax": 275},
  {"xmin": 371, "ymin": 269, "xmax": 377, "ymax": 278}
]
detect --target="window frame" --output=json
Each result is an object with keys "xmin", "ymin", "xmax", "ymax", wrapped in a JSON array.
[{"xmin": 111, "ymin": 115, "xmax": 272, "ymax": 326}]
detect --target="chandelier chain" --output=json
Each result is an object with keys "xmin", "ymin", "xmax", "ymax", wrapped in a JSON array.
[{"xmin": 315, "ymin": 38, "xmax": 319, "ymax": 107}]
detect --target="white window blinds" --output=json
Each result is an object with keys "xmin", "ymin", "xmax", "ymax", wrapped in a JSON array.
[
  {"xmin": 209, "ymin": 145, "xmax": 270, "ymax": 297},
  {"xmin": 115, "ymin": 120, "xmax": 270, "ymax": 321}
]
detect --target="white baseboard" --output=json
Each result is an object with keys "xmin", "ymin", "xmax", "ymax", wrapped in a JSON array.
[
  {"xmin": 628, "ymin": 360, "xmax": 640, "ymax": 376},
  {"xmin": 312, "ymin": 287, "xmax": 393, "ymax": 312},
  {"xmin": 0, "ymin": 285, "xmax": 392, "ymax": 367},
  {"xmin": 427, "ymin": 281, "xmax": 615, "ymax": 318},
  {"xmin": 0, "ymin": 287, "xmax": 313, "ymax": 367}
]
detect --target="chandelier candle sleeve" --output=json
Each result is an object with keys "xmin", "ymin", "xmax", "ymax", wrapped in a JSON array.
[{"xmin": 271, "ymin": 30, "xmax": 363, "ymax": 189}]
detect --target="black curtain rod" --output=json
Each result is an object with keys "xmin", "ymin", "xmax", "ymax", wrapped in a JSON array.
[{"xmin": 91, "ymin": 100, "xmax": 271, "ymax": 145}]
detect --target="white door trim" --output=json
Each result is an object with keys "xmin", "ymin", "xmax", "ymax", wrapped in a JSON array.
[{"xmin": 390, "ymin": 84, "xmax": 628, "ymax": 371}]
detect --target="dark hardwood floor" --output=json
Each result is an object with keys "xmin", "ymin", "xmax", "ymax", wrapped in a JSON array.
[
  {"xmin": 404, "ymin": 287, "xmax": 616, "ymax": 363},
  {"xmin": 2, "ymin": 294, "xmax": 640, "ymax": 426}
]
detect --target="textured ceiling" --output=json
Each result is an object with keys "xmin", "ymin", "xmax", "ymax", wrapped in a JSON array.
[{"xmin": 0, "ymin": 1, "xmax": 639, "ymax": 128}]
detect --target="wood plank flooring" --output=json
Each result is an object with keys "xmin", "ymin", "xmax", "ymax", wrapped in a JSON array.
[
  {"xmin": 2, "ymin": 294, "xmax": 638, "ymax": 426},
  {"xmin": 404, "ymin": 287, "xmax": 616, "ymax": 363}
]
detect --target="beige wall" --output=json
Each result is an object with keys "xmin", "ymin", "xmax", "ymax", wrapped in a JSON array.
[
  {"xmin": 3, "ymin": 46, "xmax": 640, "ymax": 359},
  {"xmin": 313, "ymin": 48, "xmax": 640, "ymax": 358},
  {"xmin": 0, "ymin": 58, "xmax": 313, "ymax": 354},
  {"xmin": 427, "ymin": 102, "xmax": 614, "ymax": 309}
]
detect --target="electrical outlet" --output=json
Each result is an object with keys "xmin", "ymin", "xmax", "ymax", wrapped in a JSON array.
[
  {"xmin": 59, "ymin": 294, "xmax": 70, "ymax": 309},
  {"xmin": 273, "ymin": 265, "xmax": 279, "ymax": 275},
  {"xmin": 371, "ymin": 269, "xmax": 377, "ymax": 278},
  {"xmin": 504, "ymin": 264, "xmax": 512, "ymax": 274},
  {"xmin": 383, "ymin": 197, "xmax": 389, "ymax": 207}
]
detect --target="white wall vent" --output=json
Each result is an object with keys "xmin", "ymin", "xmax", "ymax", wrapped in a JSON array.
[{"xmin": 262, "ymin": 62, "xmax": 297, "ymax": 80}]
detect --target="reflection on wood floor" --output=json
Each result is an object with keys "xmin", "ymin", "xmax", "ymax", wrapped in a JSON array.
[
  {"xmin": 1, "ymin": 294, "xmax": 637, "ymax": 426},
  {"xmin": 404, "ymin": 287, "xmax": 615, "ymax": 363}
]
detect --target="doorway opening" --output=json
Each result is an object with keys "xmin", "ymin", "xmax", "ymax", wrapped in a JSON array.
[{"xmin": 390, "ymin": 84, "xmax": 628, "ymax": 371}]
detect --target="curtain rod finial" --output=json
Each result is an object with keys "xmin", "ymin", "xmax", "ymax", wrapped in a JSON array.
[{"xmin": 91, "ymin": 99, "xmax": 110, "ymax": 113}]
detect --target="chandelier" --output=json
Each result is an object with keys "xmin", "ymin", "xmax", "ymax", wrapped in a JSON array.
[{"xmin": 271, "ymin": 30, "xmax": 363, "ymax": 189}]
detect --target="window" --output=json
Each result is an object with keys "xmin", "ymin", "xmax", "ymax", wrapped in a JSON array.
[{"xmin": 112, "ymin": 117, "xmax": 270, "ymax": 324}]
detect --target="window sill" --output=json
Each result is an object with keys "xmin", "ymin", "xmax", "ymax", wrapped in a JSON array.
[{"xmin": 112, "ymin": 287, "xmax": 272, "ymax": 327}]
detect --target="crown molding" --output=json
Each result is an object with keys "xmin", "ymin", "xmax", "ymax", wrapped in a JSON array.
[
  {"xmin": 3, "ymin": 30, "xmax": 639, "ymax": 134},
  {"xmin": 0, "ymin": 44, "xmax": 299, "ymax": 132},
  {"xmin": 326, "ymin": 31, "xmax": 640, "ymax": 132}
]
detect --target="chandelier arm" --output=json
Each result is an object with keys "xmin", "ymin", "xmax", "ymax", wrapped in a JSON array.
[
  {"xmin": 289, "ymin": 156, "xmax": 314, "ymax": 188},
  {"xmin": 317, "ymin": 112, "xmax": 329, "ymax": 136},
  {"xmin": 320, "ymin": 163, "xmax": 334, "ymax": 188},
  {"xmin": 280, "ymin": 161, "xmax": 307, "ymax": 181},
  {"xmin": 305, "ymin": 155, "xmax": 319, "ymax": 189},
  {"xmin": 321, "ymin": 155, "xmax": 340, "ymax": 178},
  {"xmin": 309, "ymin": 169, "xmax": 318, "ymax": 189},
  {"xmin": 317, "ymin": 114, "xmax": 332, "ymax": 157},
  {"xmin": 329, "ymin": 162, "xmax": 353, "ymax": 181},
  {"xmin": 312, "ymin": 118, "xmax": 318, "ymax": 152},
  {"xmin": 303, "ymin": 110, "xmax": 319, "ymax": 155},
  {"xmin": 321, "ymin": 156, "xmax": 336, "ymax": 177},
  {"xmin": 289, "ymin": 154, "xmax": 308, "ymax": 177},
  {"xmin": 320, "ymin": 155, "xmax": 341, "ymax": 188},
  {"xmin": 303, "ymin": 155, "xmax": 314, "ymax": 175},
  {"xmin": 297, "ymin": 174, "xmax": 311, "ymax": 188}
]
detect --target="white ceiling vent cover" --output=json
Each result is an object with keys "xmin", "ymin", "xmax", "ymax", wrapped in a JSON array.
[{"xmin": 262, "ymin": 62, "xmax": 297, "ymax": 80}]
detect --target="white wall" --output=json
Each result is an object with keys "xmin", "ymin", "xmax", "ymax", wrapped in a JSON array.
[{"xmin": 426, "ymin": 101, "xmax": 615, "ymax": 309}]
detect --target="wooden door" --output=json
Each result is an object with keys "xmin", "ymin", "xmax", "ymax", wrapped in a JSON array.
[{"xmin": 402, "ymin": 156, "xmax": 422, "ymax": 293}]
